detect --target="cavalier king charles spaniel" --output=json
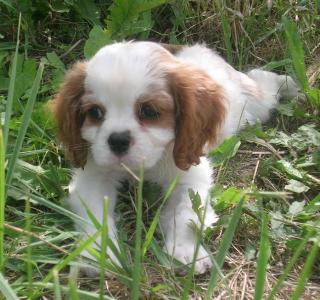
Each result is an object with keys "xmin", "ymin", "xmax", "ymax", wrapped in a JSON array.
[{"xmin": 53, "ymin": 41, "xmax": 298, "ymax": 274}]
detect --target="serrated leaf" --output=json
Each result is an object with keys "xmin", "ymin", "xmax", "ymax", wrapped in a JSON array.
[
  {"xmin": 288, "ymin": 201, "xmax": 306, "ymax": 216},
  {"xmin": 275, "ymin": 160, "xmax": 304, "ymax": 180},
  {"xmin": 189, "ymin": 189, "xmax": 203, "ymax": 222},
  {"xmin": 295, "ymin": 125, "xmax": 320, "ymax": 147},
  {"xmin": 214, "ymin": 187, "xmax": 244, "ymax": 211},
  {"xmin": 106, "ymin": 0, "xmax": 166, "ymax": 40},
  {"xmin": 285, "ymin": 179, "xmax": 309, "ymax": 193},
  {"xmin": 209, "ymin": 136, "xmax": 241, "ymax": 166},
  {"xmin": 73, "ymin": 0, "xmax": 101, "ymax": 26},
  {"xmin": 269, "ymin": 131, "xmax": 291, "ymax": 148},
  {"xmin": 270, "ymin": 211, "xmax": 286, "ymax": 239},
  {"xmin": 84, "ymin": 26, "xmax": 111, "ymax": 59}
]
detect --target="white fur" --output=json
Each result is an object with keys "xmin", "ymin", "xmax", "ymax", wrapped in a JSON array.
[{"xmin": 66, "ymin": 41, "xmax": 298, "ymax": 274}]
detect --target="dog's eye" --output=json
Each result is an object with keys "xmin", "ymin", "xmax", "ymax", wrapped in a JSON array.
[
  {"xmin": 139, "ymin": 103, "xmax": 160, "ymax": 121},
  {"xmin": 87, "ymin": 106, "xmax": 104, "ymax": 120}
]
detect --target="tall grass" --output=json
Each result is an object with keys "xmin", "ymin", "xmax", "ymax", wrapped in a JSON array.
[
  {"xmin": 254, "ymin": 206, "xmax": 270, "ymax": 300},
  {"xmin": 130, "ymin": 166, "xmax": 144, "ymax": 300},
  {"xmin": 5, "ymin": 61, "xmax": 44, "ymax": 187},
  {"xmin": 205, "ymin": 194, "xmax": 245, "ymax": 299},
  {"xmin": 3, "ymin": 14, "xmax": 21, "ymax": 148},
  {"xmin": 0, "ymin": 129, "xmax": 5, "ymax": 272}
]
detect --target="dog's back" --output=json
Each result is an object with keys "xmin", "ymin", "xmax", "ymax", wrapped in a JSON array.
[{"xmin": 173, "ymin": 44, "xmax": 299, "ymax": 141}]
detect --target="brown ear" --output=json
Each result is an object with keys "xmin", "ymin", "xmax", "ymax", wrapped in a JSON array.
[
  {"xmin": 168, "ymin": 65, "xmax": 226, "ymax": 170},
  {"xmin": 52, "ymin": 61, "xmax": 88, "ymax": 168}
]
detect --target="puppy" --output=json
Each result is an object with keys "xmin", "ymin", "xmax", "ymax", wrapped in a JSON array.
[{"xmin": 53, "ymin": 41, "xmax": 298, "ymax": 274}]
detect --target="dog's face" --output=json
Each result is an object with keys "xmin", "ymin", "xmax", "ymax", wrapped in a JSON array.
[{"xmin": 53, "ymin": 42, "xmax": 225, "ymax": 171}]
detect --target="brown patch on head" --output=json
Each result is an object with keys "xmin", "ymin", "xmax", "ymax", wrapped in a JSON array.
[
  {"xmin": 52, "ymin": 61, "xmax": 88, "ymax": 168},
  {"xmin": 135, "ymin": 92, "xmax": 175, "ymax": 129},
  {"xmin": 167, "ymin": 64, "xmax": 226, "ymax": 170}
]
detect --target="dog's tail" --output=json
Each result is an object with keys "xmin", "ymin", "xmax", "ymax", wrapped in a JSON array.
[{"xmin": 245, "ymin": 69, "xmax": 299, "ymax": 122}]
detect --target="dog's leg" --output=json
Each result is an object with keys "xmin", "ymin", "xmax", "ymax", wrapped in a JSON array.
[
  {"xmin": 68, "ymin": 171, "xmax": 121, "ymax": 276},
  {"xmin": 159, "ymin": 160, "xmax": 218, "ymax": 274}
]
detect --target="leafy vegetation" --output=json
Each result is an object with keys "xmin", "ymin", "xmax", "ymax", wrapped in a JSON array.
[{"xmin": 0, "ymin": 0, "xmax": 319, "ymax": 299}]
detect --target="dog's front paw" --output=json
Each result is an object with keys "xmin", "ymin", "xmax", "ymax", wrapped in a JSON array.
[{"xmin": 165, "ymin": 242, "xmax": 212, "ymax": 274}]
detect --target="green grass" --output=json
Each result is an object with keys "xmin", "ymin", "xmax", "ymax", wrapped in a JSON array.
[{"xmin": 1, "ymin": 0, "xmax": 320, "ymax": 299}]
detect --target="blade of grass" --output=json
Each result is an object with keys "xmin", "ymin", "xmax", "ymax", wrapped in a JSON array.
[
  {"xmin": 9, "ymin": 185, "xmax": 85, "ymax": 223},
  {"xmin": 254, "ymin": 207, "xmax": 270, "ymax": 300},
  {"xmin": 267, "ymin": 228, "xmax": 315, "ymax": 300},
  {"xmin": 182, "ymin": 194, "xmax": 211, "ymax": 300},
  {"xmin": 131, "ymin": 164, "xmax": 144, "ymax": 300},
  {"xmin": 53, "ymin": 269, "xmax": 62, "ymax": 300},
  {"xmin": 282, "ymin": 16, "xmax": 308, "ymax": 90},
  {"xmin": 30, "ymin": 230, "xmax": 101, "ymax": 300},
  {"xmin": 24, "ymin": 198, "xmax": 33, "ymax": 297},
  {"xmin": 99, "ymin": 198, "xmax": 109, "ymax": 300},
  {"xmin": 0, "ymin": 129, "xmax": 5, "ymax": 272},
  {"xmin": 215, "ymin": 0, "xmax": 233, "ymax": 64},
  {"xmin": 13, "ymin": 282, "xmax": 115, "ymax": 300},
  {"xmin": 291, "ymin": 240, "xmax": 319, "ymax": 300},
  {"xmin": 6, "ymin": 61, "xmax": 45, "ymax": 187},
  {"xmin": 79, "ymin": 197, "xmax": 129, "ymax": 271},
  {"xmin": 0, "ymin": 272, "xmax": 19, "ymax": 300},
  {"xmin": 205, "ymin": 193, "xmax": 245, "ymax": 299},
  {"xmin": 3, "ymin": 14, "xmax": 21, "ymax": 148},
  {"xmin": 69, "ymin": 277, "xmax": 80, "ymax": 300}
]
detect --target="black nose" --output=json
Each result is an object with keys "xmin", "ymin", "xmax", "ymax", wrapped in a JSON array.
[{"xmin": 108, "ymin": 131, "xmax": 131, "ymax": 155}]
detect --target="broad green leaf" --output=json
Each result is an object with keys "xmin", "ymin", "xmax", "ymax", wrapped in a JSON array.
[
  {"xmin": 73, "ymin": 0, "xmax": 101, "ymax": 26},
  {"xmin": 285, "ymin": 180, "xmax": 309, "ymax": 194},
  {"xmin": 288, "ymin": 201, "xmax": 306, "ymax": 217},
  {"xmin": 209, "ymin": 136, "xmax": 241, "ymax": 166},
  {"xmin": 84, "ymin": 26, "xmax": 111, "ymax": 59},
  {"xmin": 293, "ymin": 125, "xmax": 320, "ymax": 148},
  {"xmin": 214, "ymin": 187, "xmax": 244, "ymax": 211},
  {"xmin": 46, "ymin": 52, "xmax": 65, "ymax": 70},
  {"xmin": 275, "ymin": 160, "xmax": 304, "ymax": 180}
]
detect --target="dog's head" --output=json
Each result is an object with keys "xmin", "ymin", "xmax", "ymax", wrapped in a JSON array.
[{"xmin": 53, "ymin": 42, "xmax": 225, "ymax": 171}]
